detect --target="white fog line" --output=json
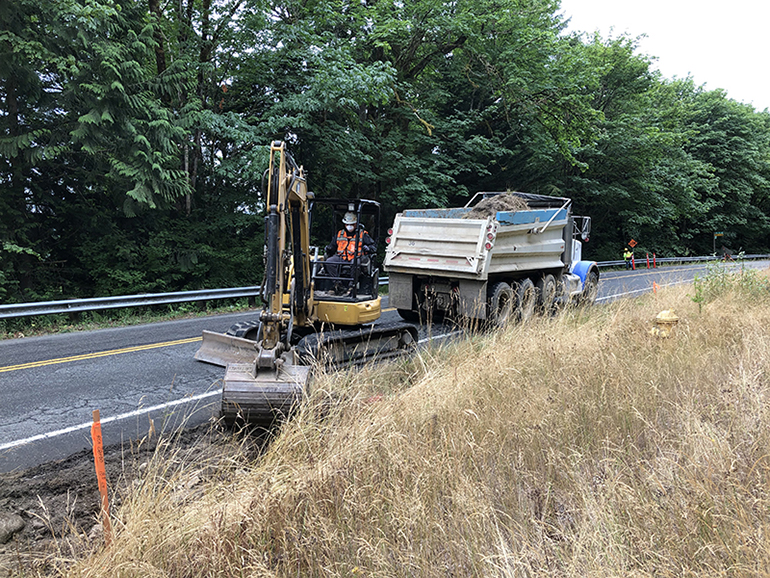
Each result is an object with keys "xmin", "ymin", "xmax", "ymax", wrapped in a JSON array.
[
  {"xmin": 596, "ymin": 279, "xmax": 689, "ymax": 303},
  {"xmin": 418, "ymin": 331, "xmax": 460, "ymax": 344},
  {"xmin": 0, "ymin": 389, "xmax": 222, "ymax": 452},
  {"xmin": 2, "ymin": 333, "xmax": 459, "ymax": 452}
]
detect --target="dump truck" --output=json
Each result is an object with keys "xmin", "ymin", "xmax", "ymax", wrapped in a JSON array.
[
  {"xmin": 196, "ymin": 142, "xmax": 418, "ymax": 427},
  {"xmin": 383, "ymin": 192, "xmax": 599, "ymax": 326}
]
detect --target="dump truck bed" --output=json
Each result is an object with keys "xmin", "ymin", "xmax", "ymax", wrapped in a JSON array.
[{"xmin": 383, "ymin": 205, "xmax": 568, "ymax": 281}]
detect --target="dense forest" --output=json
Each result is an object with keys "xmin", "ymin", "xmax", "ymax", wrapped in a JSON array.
[{"xmin": 2, "ymin": 0, "xmax": 770, "ymax": 304}]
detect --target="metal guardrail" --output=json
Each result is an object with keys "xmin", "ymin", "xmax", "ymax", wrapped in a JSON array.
[
  {"xmin": 596, "ymin": 253, "xmax": 770, "ymax": 268},
  {"xmin": 2, "ymin": 254, "xmax": 768, "ymax": 320},
  {"xmin": 0, "ymin": 286, "xmax": 261, "ymax": 320}
]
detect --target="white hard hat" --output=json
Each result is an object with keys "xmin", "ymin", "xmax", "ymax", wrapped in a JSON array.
[{"xmin": 342, "ymin": 212, "xmax": 357, "ymax": 225}]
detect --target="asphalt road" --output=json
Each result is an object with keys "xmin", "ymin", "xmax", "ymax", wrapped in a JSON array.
[{"xmin": 1, "ymin": 261, "xmax": 767, "ymax": 472}]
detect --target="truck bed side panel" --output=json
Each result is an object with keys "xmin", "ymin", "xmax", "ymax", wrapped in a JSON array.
[
  {"xmin": 384, "ymin": 215, "xmax": 489, "ymax": 277},
  {"xmin": 384, "ymin": 208, "xmax": 568, "ymax": 280}
]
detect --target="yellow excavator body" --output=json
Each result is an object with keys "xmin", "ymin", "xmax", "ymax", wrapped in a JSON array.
[
  {"xmin": 196, "ymin": 142, "xmax": 417, "ymax": 428},
  {"xmin": 314, "ymin": 295, "xmax": 382, "ymax": 325}
]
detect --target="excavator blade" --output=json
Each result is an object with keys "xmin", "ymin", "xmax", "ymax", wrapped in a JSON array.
[
  {"xmin": 195, "ymin": 330, "xmax": 258, "ymax": 367},
  {"xmin": 221, "ymin": 362, "xmax": 311, "ymax": 429}
]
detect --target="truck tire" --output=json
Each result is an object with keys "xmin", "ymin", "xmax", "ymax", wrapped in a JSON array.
[
  {"xmin": 553, "ymin": 276, "xmax": 570, "ymax": 311},
  {"xmin": 515, "ymin": 278, "xmax": 537, "ymax": 322},
  {"xmin": 581, "ymin": 270, "xmax": 599, "ymax": 305},
  {"xmin": 536, "ymin": 274, "xmax": 556, "ymax": 314},
  {"xmin": 487, "ymin": 282, "xmax": 515, "ymax": 328}
]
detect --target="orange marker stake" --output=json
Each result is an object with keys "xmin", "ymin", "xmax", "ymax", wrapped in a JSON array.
[{"xmin": 91, "ymin": 410, "xmax": 113, "ymax": 547}]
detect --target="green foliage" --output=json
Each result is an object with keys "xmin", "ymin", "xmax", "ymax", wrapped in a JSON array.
[
  {"xmin": 690, "ymin": 258, "xmax": 770, "ymax": 313},
  {"xmin": 3, "ymin": 0, "xmax": 770, "ymax": 303}
]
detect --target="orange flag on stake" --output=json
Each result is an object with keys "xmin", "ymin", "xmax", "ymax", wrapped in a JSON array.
[
  {"xmin": 653, "ymin": 282, "xmax": 660, "ymax": 293},
  {"xmin": 91, "ymin": 410, "xmax": 113, "ymax": 547}
]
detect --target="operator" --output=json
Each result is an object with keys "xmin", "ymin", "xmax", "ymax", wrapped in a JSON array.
[
  {"xmin": 623, "ymin": 247, "xmax": 633, "ymax": 269},
  {"xmin": 324, "ymin": 211, "xmax": 376, "ymax": 282}
]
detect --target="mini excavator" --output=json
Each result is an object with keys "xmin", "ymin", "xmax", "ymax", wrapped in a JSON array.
[{"xmin": 195, "ymin": 141, "xmax": 418, "ymax": 427}]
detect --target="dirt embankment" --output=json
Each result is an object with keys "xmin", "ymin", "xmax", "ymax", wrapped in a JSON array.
[{"xmin": 0, "ymin": 422, "xmax": 255, "ymax": 577}]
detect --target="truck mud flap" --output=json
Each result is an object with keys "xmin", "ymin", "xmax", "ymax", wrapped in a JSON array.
[{"xmin": 195, "ymin": 330, "xmax": 258, "ymax": 367}]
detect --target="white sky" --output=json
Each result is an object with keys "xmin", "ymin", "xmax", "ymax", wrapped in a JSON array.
[{"xmin": 558, "ymin": 0, "xmax": 770, "ymax": 112}]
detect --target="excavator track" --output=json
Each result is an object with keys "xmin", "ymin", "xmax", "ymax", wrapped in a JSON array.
[
  {"xmin": 220, "ymin": 321, "xmax": 418, "ymax": 428},
  {"xmin": 296, "ymin": 320, "xmax": 418, "ymax": 367}
]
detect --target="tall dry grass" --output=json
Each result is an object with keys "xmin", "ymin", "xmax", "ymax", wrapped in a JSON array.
[{"xmin": 69, "ymin": 267, "xmax": 770, "ymax": 577}]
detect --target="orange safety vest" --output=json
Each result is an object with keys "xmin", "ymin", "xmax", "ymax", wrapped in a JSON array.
[{"xmin": 336, "ymin": 229, "xmax": 366, "ymax": 261}]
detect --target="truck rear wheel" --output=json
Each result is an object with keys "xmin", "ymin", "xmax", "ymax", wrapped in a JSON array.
[
  {"xmin": 536, "ymin": 274, "xmax": 556, "ymax": 314},
  {"xmin": 516, "ymin": 278, "xmax": 537, "ymax": 322},
  {"xmin": 487, "ymin": 282, "xmax": 515, "ymax": 328},
  {"xmin": 553, "ymin": 275, "xmax": 570, "ymax": 311}
]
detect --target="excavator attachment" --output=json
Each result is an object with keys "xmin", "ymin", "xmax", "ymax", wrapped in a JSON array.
[
  {"xmin": 218, "ymin": 321, "xmax": 417, "ymax": 428},
  {"xmin": 221, "ymin": 360, "xmax": 311, "ymax": 429},
  {"xmin": 195, "ymin": 330, "xmax": 258, "ymax": 367},
  {"xmin": 196, "ymin": 142, "xmax": 420, "ymax": 429}
]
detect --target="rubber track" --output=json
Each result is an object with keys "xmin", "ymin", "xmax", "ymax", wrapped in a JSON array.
[{"xmin": 296, "ymin": 320, "xmax": 418, "ymax": 366}]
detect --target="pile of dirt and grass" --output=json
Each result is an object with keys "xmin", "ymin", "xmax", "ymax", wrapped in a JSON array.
[{"xmin": 463, "ymin": 192, "xmax": 530, "ymax": 219}]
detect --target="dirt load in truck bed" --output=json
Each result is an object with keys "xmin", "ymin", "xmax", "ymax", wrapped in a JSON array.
[{"xmin": 463, "ymin": 193, "xmax": 530, "ymax": 219}]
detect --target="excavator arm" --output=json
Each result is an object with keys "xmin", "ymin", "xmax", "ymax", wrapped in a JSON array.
[
  {"xmin": 257, "ymin": 141, "xmax": 312, "ymax": 366},
  {"xmin": 210, "ymin": 142, "xmax": 315, "ymax": 428}
]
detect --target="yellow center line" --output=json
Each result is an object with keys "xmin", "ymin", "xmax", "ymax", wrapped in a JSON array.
[
  {"xmin": 0, "ymin": 336, "xmax": 203, "ymax": 373},
  {"xmin": 3, "ymin": 305, "xmax": 402, "ymax": 374}
]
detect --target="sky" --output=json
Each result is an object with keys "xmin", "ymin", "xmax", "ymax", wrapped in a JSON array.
[{"xmin": 558, "ymin": 0, "xmax": 770, "ymax": 112}]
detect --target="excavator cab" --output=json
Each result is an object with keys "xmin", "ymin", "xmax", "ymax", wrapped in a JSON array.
[{"xmin": 310, "ymin": 199, "xmax": 381, "ymax": 301}]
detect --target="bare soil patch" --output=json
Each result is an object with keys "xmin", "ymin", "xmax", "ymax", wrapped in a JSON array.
[{"xmin": 0, "ymin": 422, "xmax": 257, "ymax": 577}]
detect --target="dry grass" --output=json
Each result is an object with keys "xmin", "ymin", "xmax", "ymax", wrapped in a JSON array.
[{"xmin": 63, "ymin": 268, "xmax": 770, "ymax": 577}]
